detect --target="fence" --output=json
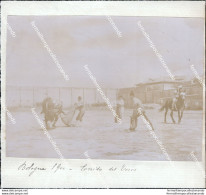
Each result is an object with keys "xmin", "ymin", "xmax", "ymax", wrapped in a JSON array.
[
  {"xmin": 6, "ymin": 84, "xmax": 203, "ymax": 110},
  {"xmin": 6, "ymin": 86, "xmax": 118, "ymax": 109},
  {"xmin": 118, "ymin": 84, "xmax": 203, "ymax": 110}
]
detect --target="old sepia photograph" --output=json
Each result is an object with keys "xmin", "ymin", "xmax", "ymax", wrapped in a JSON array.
[
  {"xmin": 1, "ymin": 0, "xmax": 205, "ymax": 190},
  {"xmin": 5, "ymin": 15, "xmax": 204, "ymax": 162}
]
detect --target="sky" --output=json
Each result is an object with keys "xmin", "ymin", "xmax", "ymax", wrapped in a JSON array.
[{"xmin": 6, "ymin": 16, "xmax": 204, "ymax": 88}]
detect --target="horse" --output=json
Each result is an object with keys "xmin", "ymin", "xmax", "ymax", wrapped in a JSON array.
[{"xmin": 159, "ymin": 93, "xmax": 186, "ymax": 124}]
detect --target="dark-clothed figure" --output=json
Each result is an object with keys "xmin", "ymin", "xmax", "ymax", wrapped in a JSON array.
[
  {"xmin": 41, "ymin": 96, "xmax": 54, "ymax": 129},
  {"xmin": 41, "ymin": 96, "xmax": 65, "ymax": 129},
  {"xmin": 52, "ymin": 100, "xmax": 66, "ymax": 127}
]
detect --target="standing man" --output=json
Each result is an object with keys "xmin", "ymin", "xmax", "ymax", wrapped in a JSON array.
[
  {"xmin": 115, "ymin": 96, "xmax": 125, "ymax": 123},
  {"xmin": 130, "ymin": 91, "xmax": 154, "ymax": 131},
  {"xmin": 74, "ymin": 96, "xmax": 85, "ymax": 125},
  {"xmin": 41, "ymin": 93, "xmax": 50, "ymax": 115},
  {"xmin": 41, "ymin": 93, "xmax": 54, "ymax": 129}
]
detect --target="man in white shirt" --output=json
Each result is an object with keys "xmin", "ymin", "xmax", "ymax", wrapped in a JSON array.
[
  {"xmin": 74, "ymin": 96, "xmax": 85, "ymax": 125},
  {"xmin": 115, "ymin": 96, "xmax": 125, "ymax": 123},
  {"xmin": 172, "ymin": 85, "xmax": 183, "ymax": 110},
  {"xmin": 130, "ymin": 91, "xmax": 154, "ymax": 131}
]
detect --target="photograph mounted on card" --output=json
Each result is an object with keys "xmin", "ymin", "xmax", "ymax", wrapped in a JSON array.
[{"xmin": 1, "ymin": 1, "xmax": 205, "ymax": 189}]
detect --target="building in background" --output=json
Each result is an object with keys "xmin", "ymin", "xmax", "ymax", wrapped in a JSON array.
[
  {"xmin": 118, "ymin": 76, "xmax": 203, "ymax": 110},
  {"xmin": 6, "ymin": 76, "xmax": 203, "ymax": 110}
]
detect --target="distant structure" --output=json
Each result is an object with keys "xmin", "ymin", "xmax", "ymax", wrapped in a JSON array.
[
  {"xmin": 118, "ymin": 77, "xmax": 203, "ymax": 110},
  {"xmin": 6, "ymin": 86, "xmax": 118, "ymax": 109}
]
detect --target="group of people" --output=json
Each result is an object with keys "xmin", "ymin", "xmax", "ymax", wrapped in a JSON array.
[
  {"xmin": 115, "ymin": 85, "xmax": 185, "ymax": 130},
  {"xmin": 40, "ymin": 85, "xmax": 185, "ymax": 130},
  {"xmin": 41, "ymin": 94, "xmax": 85, "ymax": 129},
  {"xmin": 115, "ymin": 91, "xmax": 154, "ymax": 131}
]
